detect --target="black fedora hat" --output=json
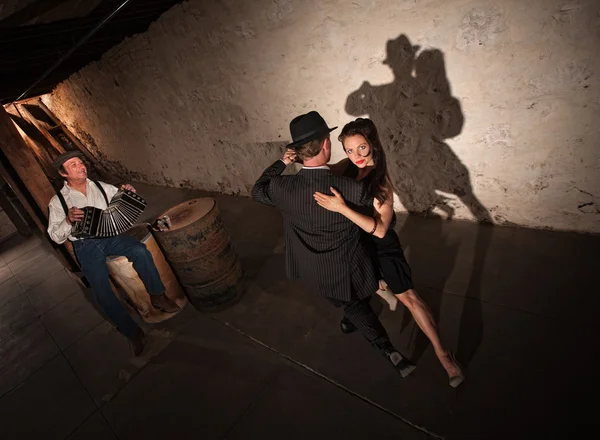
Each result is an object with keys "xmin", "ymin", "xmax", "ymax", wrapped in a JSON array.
[{"xmin": 287, "ymin": 111, "xmax": 337, "ymax": 149}]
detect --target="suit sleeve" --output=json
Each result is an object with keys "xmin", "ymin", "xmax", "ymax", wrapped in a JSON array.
[
  {"xmin": 355, "ymin": 182, "xmax": 374, "ymax": 216},
  {"xmin": 358, "ymin": 184, "xmax": 370, "ymax": 206},
  {"xmin": 251, "ymin": 160, "xmax": 286, "ymax": 207}
]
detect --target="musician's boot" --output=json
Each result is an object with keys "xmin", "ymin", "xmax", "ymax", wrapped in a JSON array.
[
  {"xmin": 150, "ymin": 293, "xmax": 179, "ymax": 313},
  {"xmin": 128, "ymin": 327, "xmax": 145, "ymax": 357}
]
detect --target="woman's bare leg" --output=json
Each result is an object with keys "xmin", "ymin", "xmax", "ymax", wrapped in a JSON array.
[
  {"xmin": 396, "ymin": 289, "xmax": 463, "ymax": 380},
  {"xmin": 376, "ymin": 280, "xmax": 398, "ymax": 311}
]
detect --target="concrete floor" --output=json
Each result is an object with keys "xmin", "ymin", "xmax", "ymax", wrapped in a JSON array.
[{"xmin": 0, "ymin": 182, "xmax": 598, "ymax": 439}]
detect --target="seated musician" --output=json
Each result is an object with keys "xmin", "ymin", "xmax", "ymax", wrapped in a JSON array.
[{"xmin": 47, "ymin": 151, "xmax": 179, "ymax": 356}]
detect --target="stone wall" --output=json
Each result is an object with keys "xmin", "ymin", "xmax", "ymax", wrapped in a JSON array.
[{"xmin": 42, "ymin": 0, "xmax": 600, "ymax": 233}]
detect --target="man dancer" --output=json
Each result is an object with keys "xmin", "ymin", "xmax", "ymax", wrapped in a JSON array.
[{"xmin": 252, "ymin": 111, "xmax": 415, "ymax": 377}]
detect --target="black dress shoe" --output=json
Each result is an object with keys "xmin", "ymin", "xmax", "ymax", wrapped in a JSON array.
[
  {"xmin": 382, "ymin": 348, "xmax": 416, "ymax": 378},
  {"xmin": 340, "ymin": 318, "xmax": 357, "ymax": 334}
]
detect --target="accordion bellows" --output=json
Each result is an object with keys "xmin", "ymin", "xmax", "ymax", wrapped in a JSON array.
[{"xmin": 72, "ymin": 190, "xmax": 147, "ymax": 239}]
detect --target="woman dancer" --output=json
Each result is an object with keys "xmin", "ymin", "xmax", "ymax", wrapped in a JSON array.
[{"xmin": 314, "ymin": 118, "xmax": 464, "ymax": 387}]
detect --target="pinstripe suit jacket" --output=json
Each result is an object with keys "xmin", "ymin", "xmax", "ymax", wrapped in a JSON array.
[{"xmin": 251, "ymin": 160, "xmax": 378, "ymax": 302}]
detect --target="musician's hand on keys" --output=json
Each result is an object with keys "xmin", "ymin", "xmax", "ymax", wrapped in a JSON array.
[
  {"xmin": 67, "ymin": 207, "xmax": 84, "ymax": 224},
  {"xmin": 120, "ymin": 184, "xmax": 136, "ymax": 193}
]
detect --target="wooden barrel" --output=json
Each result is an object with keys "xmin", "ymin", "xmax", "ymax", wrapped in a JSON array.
[
  {"xmin": 151, "ymin": 198, "xmax": 244, "ymax": 312},
  {"xmin": 106, "ymin": 224, "xmax": 187, "ymax": 323}
]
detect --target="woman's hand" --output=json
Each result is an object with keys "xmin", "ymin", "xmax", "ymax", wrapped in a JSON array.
[
  {"xmin": 281, "ymin": 148, "xmax": 297, "ymax": 165},
  {"xmin": 120, "ymin": 184, "xmax": 136, "ymax": 193},
  {"xmin": 314, "ymin": 187, "xmax": 347, "ymax": 213}
]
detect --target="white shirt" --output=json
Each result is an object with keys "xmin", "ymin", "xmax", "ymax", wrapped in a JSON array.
[
  {"xmin": 278, "ymin": 159, "xmax": 330, "ymax": 170},
  {"xmin": 302, "ymin": 165, "xmax": 330, "ymax": 170},
  {"xmin": 47, "ymin": 179, "xmax": 118, "ymax": 244}
]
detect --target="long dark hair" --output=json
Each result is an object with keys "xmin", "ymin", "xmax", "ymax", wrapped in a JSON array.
[{"xmin": 338, "ymin": 118, "xmax": 390, "ymax": 205}]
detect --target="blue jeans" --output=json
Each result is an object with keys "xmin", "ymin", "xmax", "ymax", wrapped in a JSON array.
[{"xmin": 73, "ymin": 235, "xmax": 165, "ymax": 339}]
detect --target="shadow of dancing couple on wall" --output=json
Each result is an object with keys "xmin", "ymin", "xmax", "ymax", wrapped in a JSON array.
[{"xmin": 345, "ymin": 34, "xmax": 494, "ymax": 368}]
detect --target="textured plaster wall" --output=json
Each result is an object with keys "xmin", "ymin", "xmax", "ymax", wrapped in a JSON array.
[{"xmin": 43, "ymin": 0, "xmax": 600, "ymax": 233}]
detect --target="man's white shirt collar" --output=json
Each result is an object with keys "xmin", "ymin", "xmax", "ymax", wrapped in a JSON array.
[{"xmin": 301, "ymin": 165, "xmax": 330, "ymax": 170}]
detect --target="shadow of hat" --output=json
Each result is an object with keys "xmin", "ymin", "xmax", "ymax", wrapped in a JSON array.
[{"xmin": 382, "ymin": 34, "xmax": 420, "ymax": 66}]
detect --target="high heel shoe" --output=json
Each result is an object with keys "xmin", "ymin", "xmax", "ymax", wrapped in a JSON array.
[
  {"xmin": 446, "ymin": 352, "xmax": 465, "ymax": 388},
  {"xmin": 376, "ymin": 285, "xmax": 398, "ymax": 311}
]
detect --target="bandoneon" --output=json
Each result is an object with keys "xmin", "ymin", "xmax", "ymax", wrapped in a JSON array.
[{"xmin": 72, "ymin": 190, "xmax": 147, "ymax": 239}]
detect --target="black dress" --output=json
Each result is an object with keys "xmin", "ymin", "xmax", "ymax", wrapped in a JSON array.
[{"xmin": 343, "ymin": 163, "xmax": 414, "ymax": 294}]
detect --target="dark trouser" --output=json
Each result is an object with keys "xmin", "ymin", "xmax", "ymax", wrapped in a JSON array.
[
  {"xmin": 329, "ymin": 296, "xmax": 393, "ymax": 350},
  {"xmin": 73, "ymin": 235, "xmax": 165, "ymax": 339}
]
